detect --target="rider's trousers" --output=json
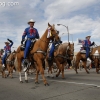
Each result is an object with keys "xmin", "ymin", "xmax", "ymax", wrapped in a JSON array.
[
  {"xmin": 49, "ymin": 43, "xmax": 55, "ymax": 57},
  {"xmin": 24, "ymin": 40, "xmax": 31, "ymax": 59},
  {"xmin": 2, "ymin": 53, "xmax": 7, "ymax": 64},
  {"xmin": 86, "ymin": 47, "xmax": 90, "ymax": 58}
]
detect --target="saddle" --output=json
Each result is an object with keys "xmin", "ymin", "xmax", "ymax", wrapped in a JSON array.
[{"xmin": 20, "ymin": 39, "xmax": 36, "ymax": 51}]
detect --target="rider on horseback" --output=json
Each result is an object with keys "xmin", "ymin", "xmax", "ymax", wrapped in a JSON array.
[
  {"xmin": 2, "ymin": 39, "xmax": 13, "ymax": 69},
  {"xmin": 21, "ymin": 19, "xmax": 39, "ymax": 71},
  {"xmin": 48, "ymin": 38, "xmax": 62, "ymax": 60},
  {"xmin": 82, "ymin": 35, "xmax": 94, "ymax": 59}
]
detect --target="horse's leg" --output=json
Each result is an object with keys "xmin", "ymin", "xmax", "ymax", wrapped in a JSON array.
[
  {"xmin": 75, "ymin": 60, "xmax": 80, "ymax": 74},
  {"xmin": 36, "ymin": 60, "xmax": 49, "ymax": 86},
  {"xmin": 50, "ymin": 65, "xmax": 54, "ymax": 78},
  {"xmin": 35, "ymin": 66, "xmax": 40, "ymax": 84},
  {"xmin": 83, "ymin": 61, "xmax": 89, "ymax": 74},
  {"xmin": 25, "ymin": 72, "xmax": 28, "ymax": 83},
  {"xmin": 62, "ymin": 63, "xmax": 65, "ymax": 79},
  {"xmin": 10, "ymin": 66, "xmax": 14, "ymax": 78},
  {"xmin": 56, "ymin": 61, "xmax": 62, "ymax": 77},
  {"xmin": 47, "ymin": 67, "xmax": 50, "ymax": 77},
  {"xmin": 17, "ymin": 58, "xmax": 23, "ymax": 83}
]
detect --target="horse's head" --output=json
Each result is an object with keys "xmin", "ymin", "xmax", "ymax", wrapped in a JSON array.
[
  {"xmin": 67, "ymin": 42, "xmax": 74, "ymax": 60},
  {"xmin": 47, "ymin": 23, "xmax": 60, "ymax": 42},
  {"xmin": 8, "ymin": 51, "xmax": 16, "ymax": 61},
  {"xmin": 91, "ymin": 46, "xmax": 100, "ymax": 59}
]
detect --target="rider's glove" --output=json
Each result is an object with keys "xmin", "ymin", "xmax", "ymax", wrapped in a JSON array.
[
  {"xmin": 21, "ymin": 39, "xmax": 24, "ymax": 44},
  {"xmin": 7, "ymin": 38, "xmax": 13, "ymax": 43}
]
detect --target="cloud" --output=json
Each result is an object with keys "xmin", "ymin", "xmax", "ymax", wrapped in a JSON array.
[{"xmin": 0, "ymin": 0, "xmax": 100, "ymax": 52}]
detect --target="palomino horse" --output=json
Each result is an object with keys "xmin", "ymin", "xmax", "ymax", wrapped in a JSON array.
[
  {"xmin": 15, "ymin": 23, "xmax": 60, "ymax": 85},
  {"xmin": 74, "ymin": 46, "xmax": 100, "ymax": 74},
  {"xmin": 46, "ymin": 42, "xmax": 74, "ymax": 78}
]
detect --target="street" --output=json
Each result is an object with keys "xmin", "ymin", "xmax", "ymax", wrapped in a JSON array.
[{"xmin": 0, "ymin": 69, "xmax": 100, "ymax": 100}]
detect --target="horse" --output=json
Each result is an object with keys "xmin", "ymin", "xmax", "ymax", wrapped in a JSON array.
[
  {"xmin": 0, "ymin": 58, "xmax": 6, "ymax": 78},
  {"xmin": 74, "ymin": 46, "xmax": 100, "ymax": 74},
  {"xmin": 0, "ymin": 51, "xmax": 16, "ymax": 78},
  {"xmin": 6, "ymin": 51, "xmax": 16, "ymax": 78},
  {"xmin": 14, "ymin": 23, "xmax": 60, "ymax": 85},
  {"xmin": 46, "ymin": 42, "xmax": 74, "ymax": 78},
  {"xmin": 91, "ymin": 46, "xmax": 100, "ymax": 73}
]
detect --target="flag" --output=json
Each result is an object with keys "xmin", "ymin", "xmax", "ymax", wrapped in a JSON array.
[{"xmin": 78, "ymin": 39, "xmax": 84, "ymax": 45}]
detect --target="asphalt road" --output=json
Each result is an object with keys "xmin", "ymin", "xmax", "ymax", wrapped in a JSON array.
[{"xmin": 0, "ymin": 68, "xmax": 100, "ymax": 100}]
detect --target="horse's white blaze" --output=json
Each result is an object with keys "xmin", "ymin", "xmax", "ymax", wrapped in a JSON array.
[
  {"xmin": 25, "ymin": 72, "xmax": 28, "ymax": 80},
  {"xmin": 94, "ymin": 50, "xmax": 99, "ymax": 56},
  {"xmin": 19, "ymin": 72, "xmax": 22, "ymax": 82}
]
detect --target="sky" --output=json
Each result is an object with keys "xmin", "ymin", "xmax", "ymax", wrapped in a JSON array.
[{"xmin": 0, "ymin": 0, "xmax": 100, "ymax": 52}]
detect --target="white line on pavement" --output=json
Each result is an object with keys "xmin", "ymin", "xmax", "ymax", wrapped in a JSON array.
[{"xmin": 28, "ymin": 77, "xmax": 100, "ymax": 88}]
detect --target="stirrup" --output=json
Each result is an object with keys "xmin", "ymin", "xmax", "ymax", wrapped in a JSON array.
[{"xmin": 48, "ymin": 57, "xmax": 52, "ymax": 61}]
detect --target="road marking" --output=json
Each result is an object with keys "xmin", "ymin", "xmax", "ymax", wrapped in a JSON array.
[{"xmin": 28, "ymin": 77, "xmax": 100, "ymax": 88}]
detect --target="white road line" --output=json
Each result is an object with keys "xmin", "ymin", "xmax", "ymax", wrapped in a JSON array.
[{"xmin": 28, "ymin": 77, "xmax": 100, "ymax": 88}]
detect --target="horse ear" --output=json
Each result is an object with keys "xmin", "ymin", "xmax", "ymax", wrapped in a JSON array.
[
  {"xmin": 68, "ymin": 42, "xmax": 70, "ymax": 45},
  {"xmin": 48, "ymin": 23, "xmax": 51, "ymax": 27}
]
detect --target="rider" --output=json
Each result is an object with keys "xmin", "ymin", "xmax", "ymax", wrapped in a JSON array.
[
  {"xmin": 2, "ymin": 39, "xmax": 13, "ymax": 69},
  {"xmin": 82, "ymin": 35, "xmax": 94, "ymax": 59},
  {"xmin": 48, "ymin": 39, "xmax": 62, "ymax": 60},
  {"xmin": 21, "ymin": 19, "xmax": 39, "ymax": 71}
]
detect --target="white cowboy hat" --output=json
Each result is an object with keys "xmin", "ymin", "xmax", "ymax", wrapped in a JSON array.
[
  {"xmin": 28, "ymin": 19, "xmax": 35, "ymax": 24},
  {"xmin": 86, "ymin": 35, "xmax": 91, "ymax": 38}
]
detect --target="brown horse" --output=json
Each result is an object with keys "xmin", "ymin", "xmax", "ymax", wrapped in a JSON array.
[
  {"xmin": 0, "ymin": 58, "xmax": 6, "ymax": 78},
  {"xmin": 91, "ymin": 46, "xmax": 100, "ymax": 73},
  {"xmin": 46, "ymin": 42, "xmax": 74, "ymax": 78},
  {"xmin": 15, "ymin": 23, "xmax": 60, "ymax": 85},
  {"xmin": 74, "ymin": 46, "xmax": 100, "ymax": 74},
  {"xmin": 6, "ymin": 51, "xmax": 16, "ymax": 78},
  {"xmin": 0, "ymin": 51, "xmax": 16, "ymax": 78}
]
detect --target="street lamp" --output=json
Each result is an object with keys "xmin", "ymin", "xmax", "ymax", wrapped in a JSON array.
[
  {"xmin": 57, "ymin": 24, "xmax": 69, "ymax": 42},
  {"xmin": 62, "ymin": 33, "xmax": 73, "ymax": 43}
]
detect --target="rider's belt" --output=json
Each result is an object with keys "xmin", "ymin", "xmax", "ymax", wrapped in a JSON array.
[{"xmin": 27, "ymin": 38, "xmax": 32, "ymax": 40}]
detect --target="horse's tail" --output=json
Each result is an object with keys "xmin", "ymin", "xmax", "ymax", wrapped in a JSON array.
[
  {"xmin": 14, "ymin": 56, "xmax": 18, "ymax": 71},
  {"xmin": 72, "ymin": 56, "xmax": 76, "ymax": 69}
]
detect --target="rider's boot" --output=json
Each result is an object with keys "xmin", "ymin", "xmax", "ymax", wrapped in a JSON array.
[
  {"xmin": 22, "ymin": 59, "xmax": 29, "ymax": 72},
  {"xmin": 2, "ymin": 64, "xmax": 6, "ymax": 70}
]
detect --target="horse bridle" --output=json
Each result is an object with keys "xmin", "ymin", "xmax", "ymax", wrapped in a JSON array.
[{"xmin": 40, "ymin": 28, "xmax": 59, "ymax": 43}]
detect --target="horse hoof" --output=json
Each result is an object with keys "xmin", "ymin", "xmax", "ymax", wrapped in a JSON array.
[
  {"xmin": 47, "ymin": 76, "xmax": 50, "ymax": 78},
  {"xmin": 44, "ymin": 83, "xmax": 49, "ymax": 86},
  {"xmin": 11, "ymin": 77, "xmax": 13, "ymax": 79},
  {"xmin": 52, "ymin": 77, "xmax": 54, "ymax": 78},
  {"xmin": 35, "ymin": 81, "xmax": 39, "ymax": 84},
  {"xmin": 76, "ymin": 72, "xmax": 78, "ymax": 74},
  {"xmin": 25, "ymin": 80, "xmax": 28, "ymax": 83},
  {"xmin": 87, "ymin": 72, "xmax": 89, "ymax": 74},
  {"xmin": 20, "ymin": 81, "xmax": 23, "ymax": 83},
  {"xmin": 56, "ymin": 75, "xmax": 58, "ymax": 77},
  {"xmin": 62, "ymin": 77, "xmax": 65, "ymax": 79}
]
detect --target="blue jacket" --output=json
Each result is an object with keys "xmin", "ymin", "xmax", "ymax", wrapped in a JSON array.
[
  {"xmin": 83, "ymin": 40, "xmax": 92, "ymax": 47},
  {"xmin": 4, "ymin": 42, "xmax": 13, "ymax": 53},
  {"xmin": 22, "ymin": 27, "xmax": 39, "ymax": 40}
]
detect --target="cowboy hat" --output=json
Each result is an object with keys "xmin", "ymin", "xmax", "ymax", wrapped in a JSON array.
[
  {"xmin": 4, "ymin": 41, "xmax": 10, "ymax": 44},
  {"xmin": 27, "ymin": 19, "xmax": 35, "ymax": 24},
  {"xmin": 86, "ymin": 35, "xmax": 91, "ymax": 38}
]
